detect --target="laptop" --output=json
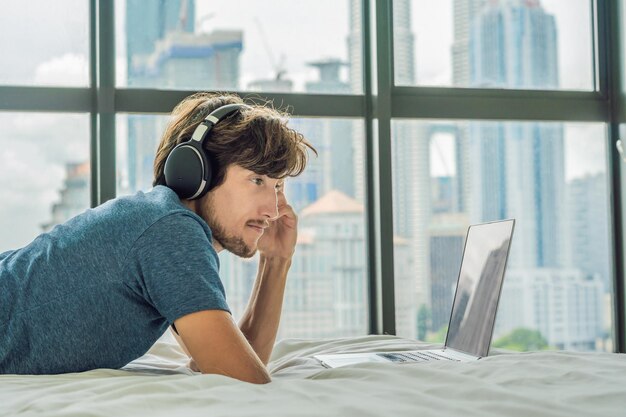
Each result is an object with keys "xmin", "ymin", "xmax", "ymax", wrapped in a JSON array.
[{"xmin": 314, "ymin": 219, "xmax": 516, "ymax": 368}]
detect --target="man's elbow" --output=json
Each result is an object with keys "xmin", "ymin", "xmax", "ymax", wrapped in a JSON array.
[
  {"xmin": 238, "ymin": 370, "xmax": 272, "ymax": 384},
  {"xmin": 250, "ymin": 373, "xmax": 272, "ymax": 384},
  {"xmin": 199, "ymin": 367, "xmax": 272, "ymax": 384}
]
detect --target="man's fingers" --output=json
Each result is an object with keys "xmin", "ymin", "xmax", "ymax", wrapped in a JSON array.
[
  {"xmin": 269, "ymin": 205, "xmax": 295, "ymax": 223},
  {"xmin": 277, "ymin": 190, "xmax": 288, "ymax": 207},
  {"xmin": 271, "ymin": 191, "xmax": 295, "ymax": 220}
]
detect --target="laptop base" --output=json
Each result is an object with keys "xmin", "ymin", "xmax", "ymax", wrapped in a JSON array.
[{"xmin": 315, "ymin": 348, "xmax": 479, "ymax": 368}]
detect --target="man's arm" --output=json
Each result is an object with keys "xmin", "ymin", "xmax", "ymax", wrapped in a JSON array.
[
  {"xmin": 238, "ymin": 190, "xmax": 296, "ymax": 364},
  {"xmin": 238, "ymin": 255, "xmax": 290, "ymax": 364},
  {"xmin": 173, "ymin": 256, "xmax": 290, "ymax": 372},
  {"xmin": 174, "ymin": 310, "xmax": 271, "ymax": 384}
]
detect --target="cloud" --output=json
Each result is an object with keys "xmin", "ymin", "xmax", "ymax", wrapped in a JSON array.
[
  {"xmin": 33, "ymin": 53, "xmax": 89, "ymax": 86},
  {"xmin": 0, "ymin": 144, "xmax": 66, "ymax": 251}
]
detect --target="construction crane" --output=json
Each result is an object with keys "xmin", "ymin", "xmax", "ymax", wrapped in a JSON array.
[{"xmin": 254, "ymin": 17, "xmax": 286, "ymax": 80}]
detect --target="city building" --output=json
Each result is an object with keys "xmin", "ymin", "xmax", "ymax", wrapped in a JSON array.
[
  {"xmin": 452, "ymin": 0, "xmax": 488, "ymax": 87},
  {"xmin": 288, "ymin": 58, "xmax": 355, "ymax": 212},
  {"xmin": 126, "ymin": 0, "xmax": 195, "ymax": 86},
  {"xmin": 125, "ymin": 0, "xmax": 242, "ymax": 194},
  {"xmin": 428, "ymin": 213, "xmax": 468, "ymax": 332},
  {"xmin": 566, "ymin": 173, "xmax": 611, "ymax": 291},
  {"xmin": 42, "ymin": 162, "xmax": 90, "ymax": 231},
  {"xmin": 468, "ymin": 0, "xmax": 565, "ymax": 269},
  {"xmin": 279, "ymin": 190, "xmax": 414, "ymax": 338},
  {"xmin": 496, "ymin": 268, "xmax": 604, "ymax": 350}
]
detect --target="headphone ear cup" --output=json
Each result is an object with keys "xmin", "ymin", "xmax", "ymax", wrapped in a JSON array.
[
  {"xmin": 163, "ymin": 103, "xmax": 247, "ymax": 199},
  {"xmin": 164, "ymin": 144, "xmax": 210, "ymax": 199}
]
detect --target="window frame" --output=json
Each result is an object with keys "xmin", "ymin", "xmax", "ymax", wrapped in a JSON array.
[{"xmin": 0, "ymin": 0, "xmax": 622, "ymax": 352}]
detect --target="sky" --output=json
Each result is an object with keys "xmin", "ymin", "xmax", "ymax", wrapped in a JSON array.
[
  {"xmin": 0, "ymin": 0, "xmax": 591, "ymax": 89},
  {"xmin": 0, "ymin": 0, "xmax": 610, "ymax": 251}
]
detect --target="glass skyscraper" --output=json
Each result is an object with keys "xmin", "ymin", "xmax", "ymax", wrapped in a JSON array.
[
  {"xmin": 124, "ymin": 0, "xmax": 242, "ymax": 194},
  {"xmin": 464, "ymin": 0, "xmax": 603, "ymax": 349},
  {"xmin": 468, "ymin": 0, "xmax": 564, "ymax": 269}
]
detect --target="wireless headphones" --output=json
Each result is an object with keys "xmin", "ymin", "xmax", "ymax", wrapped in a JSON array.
[{"xmin": 164, "ymin": 103, "xmax": 250, "ymax": 200}]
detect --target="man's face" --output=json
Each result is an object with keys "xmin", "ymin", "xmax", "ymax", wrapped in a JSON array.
[{"xmin": 197, "ymin": 165, "xmax": 283, "ymax": 258}]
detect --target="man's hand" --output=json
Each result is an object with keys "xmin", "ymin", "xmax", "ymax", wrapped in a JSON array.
[{"xmin": 256, "ymin": 190, "xmax": 297, "ymax": 260}]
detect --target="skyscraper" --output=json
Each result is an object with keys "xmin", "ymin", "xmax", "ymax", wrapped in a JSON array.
[
  {"xmin": 452, "ymin": 0, "xmax": 488, "ymax": 216},
  {"xmin": 294, "ymin": 59, "xmax": 355, "ymax": 208},
  {"xmin": 281, "ymin": 190, "xmax": 368, "ymax": 338},
  {"xmin": 279, "ymin": 190, "xmax": 413, "ymax": 338},
  {"xmin": 452, "ymin": 0, "xmax": 488, "ymax": 87},
  {"xmin": 391, "ymin": 0, "xmax": 431, "ymax": 323},
  {"xmin": 272, "ymin": 60, "xmax": 366, "ymax": 336},
  {"xmin": 468, "ymin": 0, "xmax": 564, "ymax": 269},
  {"xmin": 346, "ymin": 0, "xmax": 429, "ymax": 332},
  {"xmin": 429, "ymin": 213, "xmax": 467, "ymax": 332},
  {"xmin": 126, "ymin": 0, "xmax": 195, "ymax": 87},
  {"xmin": 495, "ymin": 268, "xmax": 604, "ymax": 350},
  {"xmin": 461, "ymin": 0, "xmax": 606, "ymax": 350},
  {"xmin": 124, "ymin": 1, "xmax": 242, "ymax": 194},
  {"xmin": 347, "ymin": 0, "xmax": 366, "ymax": 204},
  {"xmin": 125, "ymin": 0, "xmax": 195, "ymax": 195},
  {"xmin": 567, "ymin": 174, "xmax": 611, "ymax": 290},
  {"xmin": 42, "ymin": 162, "xmax": 90, "ymax": 231}
]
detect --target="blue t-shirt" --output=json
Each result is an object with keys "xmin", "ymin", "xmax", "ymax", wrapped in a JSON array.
[{"xmin": 0, "ymin": 186, "xmax": 230, "ymax": 374}]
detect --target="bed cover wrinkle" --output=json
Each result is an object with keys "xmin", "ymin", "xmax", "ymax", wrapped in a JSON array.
[{"xmin": 1, "ymin": 331, "xmax": 625, "ymax": 417}]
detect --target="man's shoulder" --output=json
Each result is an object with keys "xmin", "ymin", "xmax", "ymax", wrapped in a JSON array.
[
  {"xmin": 96, "ymin": 186, "xmax": 192, "ymax": 225},
  {"xmin": 113, "ymin": 187, "xmax": 213, "ymax": 247},
  {"xmin": 109, "ymin": 185, "xmax": 180, "ymax": 212},
  {"xmin": 51, "ymin": 186, "xmax": 204, "ymax": 249}
]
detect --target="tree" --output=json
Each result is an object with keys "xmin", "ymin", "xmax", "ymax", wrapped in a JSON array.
[
  {"xmin": 426, "ymin": 325, "xmax": 448, "ymax": 343},
  {"xmin": 417, "ymin": 304, "xmax": 431, "ymax": 341},
  {"xmin": 492, "ymin": 328, "xmax": 551, "ymax": 352}
]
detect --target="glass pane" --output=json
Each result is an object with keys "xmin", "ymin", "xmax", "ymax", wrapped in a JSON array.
[
  {"xmin": 0, "ymin": 113, "xmax": 90, "ymax": 252},
  {"xmin": 279, "ymin": 118, "xmax": 367, "ymax": 338},
  {"xmin": 398, "ymin": 0, "xmax": 594, "ymax": 90},
  {"xmin": 117, "ymin": 114, "xmax": 169, "ymax": 195},
  {"xmin": 0, "ymin": 1, "xmax": 88, "ymax": 86},
  {"xmin": 392, "ymin": 120, "xmax": 613, "ymax": 352},
  {"xmin": 116, "ymin": 0, "xmax": 359, "ymax": 94},
  {"xmin": 117, "ymin": 114, "xmax": 368, "ymax": 337}
]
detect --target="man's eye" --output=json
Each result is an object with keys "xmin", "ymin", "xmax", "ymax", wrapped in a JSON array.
[
  {"xmin": 252, "ymin": 178, "xmax": 264, "ymax": 185},
  {"xmin": 275, "ymin": 183, "xmax": 284, "ymax": 191}
]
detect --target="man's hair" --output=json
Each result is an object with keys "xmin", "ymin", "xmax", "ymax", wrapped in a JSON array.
[{"xmin": 153, "ymin": 92, "xmax": 317, "ymax": 189}]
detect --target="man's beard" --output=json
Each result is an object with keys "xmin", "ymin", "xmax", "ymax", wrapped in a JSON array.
[{"xmin": 198, "ymin": 195, "xmax": 257, "ymax": 258}]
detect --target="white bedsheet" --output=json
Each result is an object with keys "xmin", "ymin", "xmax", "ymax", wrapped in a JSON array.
[{"xmin": 2, "ymin": 331, "xmax": 625, "ymax": 416}]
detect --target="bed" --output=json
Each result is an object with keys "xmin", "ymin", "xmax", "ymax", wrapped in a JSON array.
[{"xmin": 2, "ymin": 330, "xmax": 625, "ymax": 416}]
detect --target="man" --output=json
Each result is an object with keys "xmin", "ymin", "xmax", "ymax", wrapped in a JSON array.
[{"xmin": 0, "ymin": 92, "xmax": 316, "ymax": 384}]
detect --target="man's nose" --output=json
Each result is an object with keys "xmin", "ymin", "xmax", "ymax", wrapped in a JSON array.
[{"xmin": 261, "ymin": 189, "xmax": 279, "ymax": 219}]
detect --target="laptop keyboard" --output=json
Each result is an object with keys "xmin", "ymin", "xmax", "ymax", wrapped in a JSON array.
[{"xmin": 376, "ymin": 351, "xmax": 459, "ymax": 363}]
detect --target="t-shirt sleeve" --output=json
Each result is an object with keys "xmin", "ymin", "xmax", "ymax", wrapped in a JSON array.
[{"xmin": 128, "ymin": 213, "xmax": 231, "ymax": 325}]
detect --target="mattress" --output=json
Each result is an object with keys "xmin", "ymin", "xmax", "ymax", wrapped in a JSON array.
[{"xmin": 1, "ymin": 330, "xmax": 625, "ymax": 416}]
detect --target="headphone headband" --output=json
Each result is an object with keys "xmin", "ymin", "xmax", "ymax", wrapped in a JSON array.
[{"xmin": 164, "ymin": 102, "xmax": 250, "ymax": 200}]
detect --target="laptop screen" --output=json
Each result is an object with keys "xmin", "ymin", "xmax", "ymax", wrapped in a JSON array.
[{"xmin": 445, "ymin": 219, "xmax": 515, "ymax": 357}]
